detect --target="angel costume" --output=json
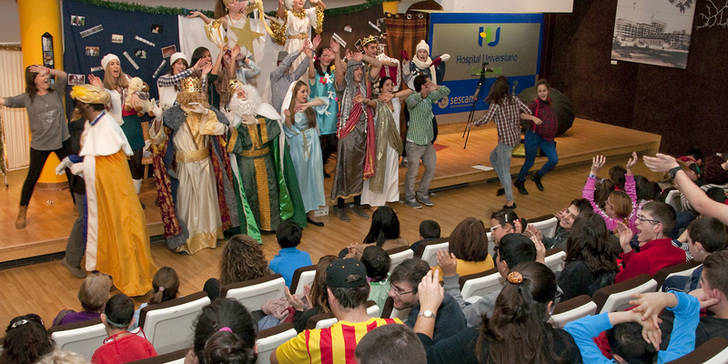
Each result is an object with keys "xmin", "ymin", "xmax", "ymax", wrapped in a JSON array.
[
  {"xmin": 361, "ymin": 97, "xmax": 403, "ymax": 206},
  {"xmin": 68, "ymin": 85, "xmax": 154, "ymax": 297},
  {"xmin": 279, "ymin": 6, "xmax": 324, "ymax": 74}
]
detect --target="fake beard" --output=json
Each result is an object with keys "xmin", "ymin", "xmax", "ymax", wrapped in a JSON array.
[{"xmin": 229, "ymin": 94, "xmax": 257, "ymax": 117}]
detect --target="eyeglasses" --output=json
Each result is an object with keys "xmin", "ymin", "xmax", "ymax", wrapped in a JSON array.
[
  {"xmin": 390, "ymin": 284, "xmax": 415, "ymax": 296},
  {"xmin": 637, "ymin": 214, "xmax": 661, "ymax": 225}
]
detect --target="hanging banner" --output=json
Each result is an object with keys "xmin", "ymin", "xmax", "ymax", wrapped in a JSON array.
[{"xmin": 428, "ymin": 13, "xmax": 543, "ymax": 115}]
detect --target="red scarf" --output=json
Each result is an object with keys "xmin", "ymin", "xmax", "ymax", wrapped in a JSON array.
[{"xmin": 337, "ymin": 90, "xmax": 376, "ymax": 179}]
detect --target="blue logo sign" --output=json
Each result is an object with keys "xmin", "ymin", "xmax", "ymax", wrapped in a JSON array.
[{"xmin": 478, "ymin": 26, "xmax": 501, "ymax": 47}]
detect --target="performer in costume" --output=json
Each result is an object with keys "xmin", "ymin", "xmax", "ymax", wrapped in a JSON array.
[
  {"xmin": 157, "ymin": 52, "xmax": 212, "ymax": 111},
  {"xmin": 281, "ymin": 80, "xmax": 328, "ymax": 226},
  {"xmin": 0, "ymin": 65, "xmax": 72, "ymax": 229},
  {"xmin": 274, "ymin": 0, "xmax": 326, "ymax": 75},
  {"xmin": 89, "ymin": 54, "xmax": 153, "ymax": 201},
  {"xmin": 150, "ymin": 77, "xmax": 239, "ymax": 253},
  {"xmin": 59, "ymin": 84, "xmax": 154, "ymax": 296},
  {"xmin": 225, "ymin": 80, "xmax": 307, "ymax": 232},
  {"xmin": 360, "ymin": 77, "xmax": 412, "ymax": 207},
  {"xmin": 307, "ymin": 36, "xmax": 343, "ymax": 177},
  {"xmin": 330, "ymin": 57, "xmax": 378, "ymax": 221}
]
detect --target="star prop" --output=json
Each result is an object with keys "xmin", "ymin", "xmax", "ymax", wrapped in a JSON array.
[{"xmin": 229, "ymin": 19, "xmax": 264, "ymax": 54}]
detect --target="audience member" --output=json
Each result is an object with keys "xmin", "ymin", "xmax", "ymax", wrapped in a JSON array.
[
  {"xmin": 131, "ymin": 266, "xmax": 180, "ymax": 330},
  {"xmin": 389, "ymin": 258, "xmax": 466, "ymax": 342},
  {"xmin": 558, "ymin": 212, "xmax": 620, "ymax": 300},
  {"xmin": 609, "ymin": 165, "xmax": 627, "ymax": 191},
  {"xmin": 433, "ymin": 217, "xmax": 494, "ymax": 278},
  {"xmin": 415, "ymin": 262, "xmax": 581, "ymax": 363},
  {"xmin": 363, "ymin": 206, "xmax": 408, "ymax": 250},
  {"xmin": 565, "ymin": 290, "xmax": 704, "ymax": 363},
  {"xmin": 543, "ymin": 198, "xmax": 593, "ymax": 250},
  {"xmin": 355, "ymin": 324, "xmax": 426, "ymax": 364},
  {"xmin": 92, "ymin": 294, "xmax": 156, "ymax": 364},
  {"xmin": 489, "ymin": 208, "xmax": 526, "ymax": 246},
  {"xmin": 220, "ymin": 234, "xmax": 270, "ymax": 286},
  {"xmin": 410, "ymin": 219, "xmax": 442, "ymax": 253},
  {"xmin": 288, "ymin": 255, "xmax": 337, "ymax": 333},
  {"xmin": 440, "ymin": 233, "xmax": 537, "ymax": 327},
  {"xmin": 1, "ymin": 314, "xmax": 55, "ymax": 364},
  {"xmin": 272, "ymin": 258, "xmax": 402, "ymax": 363},
  {"xmin": 52, "ymin": 273, "xmax": 112, "ymax": 327},
  {"xmin": 664, "ymin": 216, "xmax": 727, "ymax": 292},
  {"xmin": 361, "ymin": 245, "xmax": 391, "ymax": 309},
  {"xmin": 190, "ymin": 298, "xmax": 257, "ymax": 364},
  {"xmin": 583, "ymin": 153, "xmax": 639, "ymax": 233},
  {"xmin": 614, "ymin": 201, "xmax": 685, "ymax": 283},
  {"xmin": 269, "ymin": 221, "xmax": 312, "ymax": 288}
]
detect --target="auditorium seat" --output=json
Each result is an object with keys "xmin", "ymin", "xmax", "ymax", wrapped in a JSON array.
[
  {"xmin": 528, "ymin": 214, "xmax": 559, "ymax": 239},
  {"xmin": 255, "ymin": 323, "xmax": 297, "ymax": 364},
  {"xmin": 413, "ymin": 238, "xmax": 448, "ymax": 258},
  {"xmin": 138, "ymin": 292, "xmax": 211, "ymax": 354},
  {"xmin": 222, "ymin": 275, "xmax": 287, "ymax": 312},
  {"xmin": 544, "ymin": 248, "xmax": 566, "ymax": 273},
  {"xmin": 592, "ymin": 274, "xmax": 657, "ymax": 313},
  {"xmin": 653, "ymin": 260, "xmax": 701, "ymax": 289},
  {"xmin": 386, "ymin": 246, "xmax": 414, "ymax": 273},
  {"xmin": 666, "ymin": 337, "xmax": 728, "ymax": 364},
  {"xmin": 458, "ymin": 268, "xmax": 504, "ymax": 301},
  {"xmin": 419, "ymin": 241, "xmax": 450, "ymax": 267},
  {"xmin": 664, "ymin": 189, "xmax": 682, "ymax": 213},
  {"xmin": 129, "ymin": 348, "xmax": 188, "ymax": 364},
  {"xmin": 549, "ymin": 295, "xmax": 597, "ymax": 329},
  {"xmin": 289, "ymin": 265, "xmax": 317, "ymax": 295},
  {"xmin": 48, "ymin": 318, "xmax": 106, "ymax": 360}
]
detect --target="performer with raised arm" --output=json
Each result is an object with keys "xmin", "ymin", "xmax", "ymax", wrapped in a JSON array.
[
  {"xmin": 58, "ymin": 84, "xmax": 155, "ymax": 296},
  {"xmin": 274, "ymin": 0, "xmax": 326, "ymax": 75}
]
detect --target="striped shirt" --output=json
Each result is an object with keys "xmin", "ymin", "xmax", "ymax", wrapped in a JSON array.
[
  {"xmin": 475, "ymin": 95, "xmax": 531, "ymax": 147},
  {"xmin": 275, "ymin": 317, "xmax": 403, "ymax": 364},
  {"xmin": 405, "ymin": 86, "xmax": 451, "ymax": 145}
]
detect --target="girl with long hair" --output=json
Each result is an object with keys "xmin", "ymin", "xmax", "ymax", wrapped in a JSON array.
[
  {"xmin": 131, "ymin": 266, "xmax": 180, "ymax": 329},
  {"xmin": 514, "ymin": 79, "xmax": 559, "ymax": 194},
  {"xmin": 156, "ymin": 51, "xmax": 212, "ymax": 110},
  {"xmin": 559, "ymin": 212, "xmax": 620, "ymax": 300},
  {"xmin": 308, "ymin": 38, "xmax": 343, "ymax": 176},
  {"xmin": 220, "ymin": 235, "xmax": 269, "ymax": 285},
  {"xmin": 190, "ymin": 298, "xmax": 257, "ymax": 364},
  {"xmin": 414, "ymin": 262, "xmax": 581, "ymax": 364},
  {"xmin": 474, "ymin": 76, "xmax": 541, "ymax": 209},
  {"xmin": 281, "ymin": 80, "xmax": 328, "ymax": 226},
  {"xmin": 1, "ymin": 65, "xmax": 70, "ymax": 229},
  {"xmin": 362, "ymin": 206, "xmax": 407, "ymax": 249},
  {"xmin": 582, "ymin": 153, "xmax": 639, "ymax": 234},
  {"xmin": 1, "ymin": 314, "xmax": 55, "ymax": 364}
]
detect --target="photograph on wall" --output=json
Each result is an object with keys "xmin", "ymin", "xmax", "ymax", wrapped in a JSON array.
[
  {"xmin": 85, "ymin": 46, "xmax": 100, "ymax": 57},
  {"xmin": 161, "ymin": 45, "xmax": 177, "ymax": 58},
  {"xmin": 135, "ymin": 49, "xmax": 147, "ymax": 59},
  {"xmin": 68, "ymin": 74, "xmax": 85, "ymax": 85},
  {"xmin": 611, "ymin": 0, "xmax": 695, "ymax": 69},
  {"xmin": 111, "ymin": 34, "xmax": 124, "ymax": 44},
  {"xmin": 71, "ymin": 15, "xmax": 85, "ymax": 26}
]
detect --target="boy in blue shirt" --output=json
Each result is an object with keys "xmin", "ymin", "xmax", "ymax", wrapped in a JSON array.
[{"xmin": 269, "ymin": 221, "xmax": 312, "ymax": 287}]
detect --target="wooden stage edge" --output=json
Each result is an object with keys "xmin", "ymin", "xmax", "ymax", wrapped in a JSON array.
[{"xmin": 0, "ymin": 118, "xmax": 661, "ymax": 264}]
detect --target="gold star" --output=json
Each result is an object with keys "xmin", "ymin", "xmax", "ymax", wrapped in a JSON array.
[{"xmin": 229, "ymin": 18, "xmax": 264, "ymax": 55}]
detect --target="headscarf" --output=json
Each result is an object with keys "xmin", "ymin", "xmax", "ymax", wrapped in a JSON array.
[{"xmin": 70, "ymin": 84, "xmax": 111, "ymax": 105}]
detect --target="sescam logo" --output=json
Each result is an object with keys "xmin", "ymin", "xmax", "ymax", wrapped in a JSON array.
[{"xmin": 478, "ymin": 26, "xmax": 501, "ymax": 47}]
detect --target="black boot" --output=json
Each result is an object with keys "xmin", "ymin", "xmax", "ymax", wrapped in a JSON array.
[
  {"xmin": 531, "ymin": 173, "xmax": 544, "ymax": 191},
  {"xmin": 514, "ymin": 180, "xmax": 528, "ymax": 195},
  {"xmin": 496, "ymin": 188, "xmax": 505, "ymax": 196}
]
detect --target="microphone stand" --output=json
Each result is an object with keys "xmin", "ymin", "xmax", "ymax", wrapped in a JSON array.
[{"xmin": 462, "ymin": 62, "xmax": 489, "ymax": 149}]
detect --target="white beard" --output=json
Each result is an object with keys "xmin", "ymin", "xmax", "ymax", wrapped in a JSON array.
[{"xmin": 229, "ymin": 94, "xmax": 257, "ymax": 117}]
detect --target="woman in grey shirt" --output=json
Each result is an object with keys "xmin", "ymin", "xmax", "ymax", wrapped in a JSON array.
[{"xmin": 0, "ymin": 65, "xmax": 70, "ymax": 229}]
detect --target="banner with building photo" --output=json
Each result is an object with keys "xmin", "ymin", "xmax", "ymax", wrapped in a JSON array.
[
  {"xmin": 611, "ymin": 0, "xmax": 695, "ymax": 69},
  {"xmin": 428, "ymin": 13, "xmax": 543, "ymax": 115}
]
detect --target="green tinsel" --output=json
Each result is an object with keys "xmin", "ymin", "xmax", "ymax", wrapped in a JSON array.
[
  {"xmin": 264, "ymin": 0, "xmax": 386, "ymax": 17},
  {"xmin": 73, "ymin": 0, "xmax": 215, "ymax": 17}
]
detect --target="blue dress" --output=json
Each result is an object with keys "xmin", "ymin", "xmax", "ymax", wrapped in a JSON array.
[
  {"xmin": 308, "ymin": 71, "xmax": 338, "ymax": 136},
  {"xmin": 283, "ymin": 98, "xmax": 329, "ymax": 212}
]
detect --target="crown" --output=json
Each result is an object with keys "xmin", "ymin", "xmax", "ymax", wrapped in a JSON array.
[
  {"xmin": 228, "ymin": 79, "xmax": 244, "ymax": 94},
  {"xmin": 360, "ymin": 35, "xmax": 377, "ymax": 46},
  {"xmin": 180, "ymin": 77, "xmax": 203, "ymax": 93}
]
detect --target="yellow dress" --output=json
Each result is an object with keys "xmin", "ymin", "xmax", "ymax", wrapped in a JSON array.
[
  {"xmin": 433, "ymin": 255, "xmax": 495, "ymax": 282},
  {"xmin": 79, "ymin": 112, "xmax": 155, "ymax": 296}
]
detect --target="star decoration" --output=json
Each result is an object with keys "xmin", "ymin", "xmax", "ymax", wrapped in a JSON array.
[{"xmin": 228, "ymin": 18, "xmax": 264, "ymax": 55}]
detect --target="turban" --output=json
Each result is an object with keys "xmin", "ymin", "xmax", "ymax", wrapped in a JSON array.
[{"xmin": 70, "ymin": 85, "xmax": 111, "ymax": 105}]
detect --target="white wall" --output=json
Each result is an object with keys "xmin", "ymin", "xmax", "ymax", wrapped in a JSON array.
[{"xmin": 0, "ymin": 1, "xmax": 21, "ymax": 44}]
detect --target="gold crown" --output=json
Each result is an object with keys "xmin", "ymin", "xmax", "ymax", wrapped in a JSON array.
[
  {"xmin": 180, "ymin": 77, "xmax": 203, "ymax": 93},
  {"xmin": 228, "ymin": 79, "xmax": 244, "ymax": 94},
  {"xmin": 361, "ymin": 35, "xmax": 377, "ymax": 46}
]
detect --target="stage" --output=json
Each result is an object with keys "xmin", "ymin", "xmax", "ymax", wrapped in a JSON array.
[{"xmin": 0, "ymin": 118, "xmax": 661, "ymax": 264}]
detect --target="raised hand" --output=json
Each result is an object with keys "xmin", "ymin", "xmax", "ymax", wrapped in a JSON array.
[
  {"xmin": 284, "ymin": 287, "xmax": 306, "ymax": 311},
  {"xmin": 378, "ymin": 92, "xmax": 394, "ymax": 103},
  {"xmin": 88, "ymin": 74, "xmax": 103, "ymax": 88},
  {"xmin": 417, "ymin": 270, "xmax": 444, "ymax": 312},
  {"xmin": 436, "ymin": 250, "xmax": 457, "ymax": 277},
  {"xmin": 187, "ymin": 10, "xmax": 204, "ymax": 18},
  {"xmin": 615, "ymin": 222, "xmax": 634, "ymax": 253},
  {"xmin": 591, "ymin": 154, "xmax": 606, "ymax": 175},
  {"xmin": 29, "ymin": 65, "xmax": 49, "ymax": 75},
  {"xmin": 312, "ymin": 34, "xmax": 322, "ymax": 50},
  {"xmin": 643, "ymin": 153, "xmax": 680, "ymax": 173},
  {"xmin": 529, "ymin": 231, "xmax": 546, "ymax": 264},
  {"xmin": 330, "ymin": 37, "xmax": 340, "ymax": 54},
  {"xmin": 353, "ymin": 94, "xmax": 365, "ymax": 104},
  {"xmin": 626, "ymin": 151, "xmax": 638, "ymax": 172}
]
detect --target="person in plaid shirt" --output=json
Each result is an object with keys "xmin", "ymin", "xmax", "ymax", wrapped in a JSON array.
[
  {"xmin": 515, "ymin": 79, "xmax": 559, "ymax": 194},
  {"xmin": 475, "ymin": 76, "xmax": 541, "ymax": 209}
]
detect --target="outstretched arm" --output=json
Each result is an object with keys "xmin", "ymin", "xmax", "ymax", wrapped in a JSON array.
[{"xmin": 644, "ymin": 153, "xmax": 728, "ymax": 225}]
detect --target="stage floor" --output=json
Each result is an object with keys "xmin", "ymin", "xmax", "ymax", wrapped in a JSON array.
[{"xmin": 0, "ymin": 118, "xmax": 660, "ymax": 263}]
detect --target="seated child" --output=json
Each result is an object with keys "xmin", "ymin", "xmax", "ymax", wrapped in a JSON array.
[
  {"xmin": 92, "ymin": 294, "xmax": 157, "ymax": 364},
  {"xmin": 361, "ymin": 245, "xmax": 391, "ymax": 309},
  {"xmin": 269, "ymin": 221, "xmax": 312, "ymax": 287}
]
